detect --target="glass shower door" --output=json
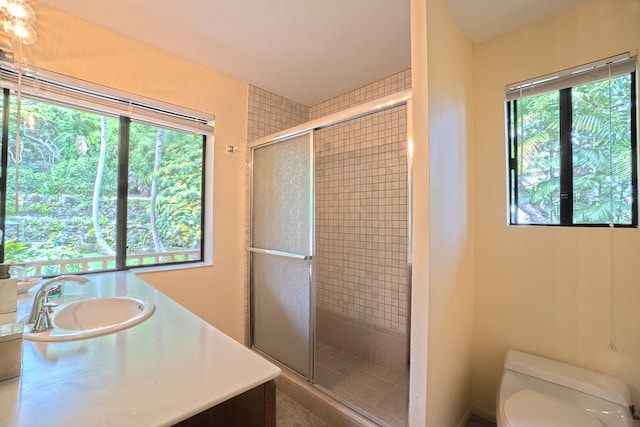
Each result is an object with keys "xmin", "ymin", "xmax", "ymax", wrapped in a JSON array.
[{"xmin": 249, "ymin": 132, "xmax": 313, "ymax": 378}]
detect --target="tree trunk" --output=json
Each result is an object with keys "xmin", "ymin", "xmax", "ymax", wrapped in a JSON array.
[{"xmin": 150, "ymin": 128, "xmax": 165, "ymax": 252}]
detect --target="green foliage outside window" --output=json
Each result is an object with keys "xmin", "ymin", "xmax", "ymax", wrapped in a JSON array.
[
  {"xmin": 510, "ymin": 74, "xmax": 636, "ymax": 225},
  {"xmin": 2, "ymin": 96, "xmax": 204, "ymax": 270}
]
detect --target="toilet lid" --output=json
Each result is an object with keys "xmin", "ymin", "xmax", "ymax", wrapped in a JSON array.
[{"xmin": 504, "ymin": 390, "xmax": 603, "ymax": 427}]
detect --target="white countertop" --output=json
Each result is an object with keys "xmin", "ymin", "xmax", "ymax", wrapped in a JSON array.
[{"xmin": 0, "ymin": 272, "xmax": 280, "ymax": 427}]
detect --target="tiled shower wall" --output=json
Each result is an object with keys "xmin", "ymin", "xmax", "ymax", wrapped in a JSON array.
[
  {"xmin": 315, "ymin": 106, "xmax": 408, "ymax": 333},
  {"xmin": 246, "ymin": 69, "xmax": 411, "ymax": 347},
  {"xmin": 246, "ymin": 68, "xmax": 412, "ymax": 141},
  {"xmin": 310, "ymin": 69, "xmax": 411, "ymax": 120},
  {"xmin": 247, "ymin": 85, "xmax": 309, "ymax": 141}
]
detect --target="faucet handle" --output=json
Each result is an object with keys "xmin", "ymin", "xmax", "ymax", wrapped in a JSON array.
[
  {"xmin": 32, "ymin": 303, "xmax": 56, "ymax": 333},
  {"xmin": 42, "ymin": 301, "xmax": 57, "ymax": 311}
]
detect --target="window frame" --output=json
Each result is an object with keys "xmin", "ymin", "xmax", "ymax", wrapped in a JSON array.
[
  {"xmin": 506, "ymin": 55, "xmax": 638, "ymax": 227},
  {"xmin": 0, "ymin": 65, "xmax": 214, "ymax": 273}
]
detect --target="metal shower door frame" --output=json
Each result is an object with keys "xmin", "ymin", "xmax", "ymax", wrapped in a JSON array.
[
  {"xmin": 248, "ymin": 130, "xmax": 316, "ymax": 380},
  {"xmin": 248, "ymin": 89, "xmax": 413, "ymax": 391}
]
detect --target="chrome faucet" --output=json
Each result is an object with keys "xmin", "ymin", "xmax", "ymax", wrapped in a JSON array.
[{"xmin": 27, "ymin": 275, "xmax": 89, "ymax": 332}]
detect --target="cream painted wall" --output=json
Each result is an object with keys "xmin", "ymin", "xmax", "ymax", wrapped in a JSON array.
[
  {"xmin": 409, "ymin": 0, "xmax": 429, "ymax": 423},
  {"xmin": 425, "ymin": 0, "xmax": 475, "ymax": 426},
  {"xmin": 473, "ymin": 0, "xmax": 640, "ymax": 418},
  {"xmin": 25, "ymin": 4, "xmax": 249, "ymax": 341}
]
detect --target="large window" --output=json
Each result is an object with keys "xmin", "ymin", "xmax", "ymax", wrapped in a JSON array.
[
  {"xmin": 507, "ymin": 55, "xmax": 638, "ymax": 226},
  {"xmin": 0, "ymin": 66, "xmax": 213, "ymax": 275}
]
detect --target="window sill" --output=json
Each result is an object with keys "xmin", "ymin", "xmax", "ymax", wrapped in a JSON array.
[{"xmin": 130, "ymin": 261, "xmax": 212, "ymax": 275}]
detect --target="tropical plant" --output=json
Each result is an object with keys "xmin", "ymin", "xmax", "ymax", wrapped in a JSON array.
[
  {"xmin": 1, "ymin": 96, "xmax": 203, "ymax": 269},
  {"xmin": 514, "ymin": 75, "xmax": 633, "ymax": 224}
]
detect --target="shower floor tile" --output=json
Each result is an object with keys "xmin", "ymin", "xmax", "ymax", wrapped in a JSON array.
[{"xmin": 315, "ymin": 342, "xmax": 407, "ymax": 426}]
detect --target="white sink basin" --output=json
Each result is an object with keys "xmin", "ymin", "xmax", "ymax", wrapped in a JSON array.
[{"xmin": 24, "ymin": 297, "xmax": 155, "ymax": 342}]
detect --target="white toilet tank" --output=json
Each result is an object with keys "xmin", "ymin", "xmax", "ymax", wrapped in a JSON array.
[{"xmin": 497, "ymin": 349, "xmax": 634, "ymax": 427}]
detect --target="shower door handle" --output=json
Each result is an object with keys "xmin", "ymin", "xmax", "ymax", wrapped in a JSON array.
[{"xmin": 247, "ymin": 247, "xmax": 312, "ymax": 260}]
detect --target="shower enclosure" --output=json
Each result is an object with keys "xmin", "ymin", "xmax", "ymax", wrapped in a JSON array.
[{"xmin": 249, "ymin": 91, "xmax": 411, "ymax": 426}]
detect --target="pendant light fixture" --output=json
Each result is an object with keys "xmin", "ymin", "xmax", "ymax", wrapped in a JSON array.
[{"xmin": 0, "ymin": 0, "xmax": 36, "ymax": 61}]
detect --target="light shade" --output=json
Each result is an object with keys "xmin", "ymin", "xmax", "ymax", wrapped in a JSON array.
[
  {"xmin": 0, "ymin": 0, "xmax": 37, "ymax": 49},
  {"xmin": 1, "ymin": 0, "xmax": 35, "ymax": 24},
  {"xmin": 9, "ymin": 20, "xmax": 35, "ymax": 44}
]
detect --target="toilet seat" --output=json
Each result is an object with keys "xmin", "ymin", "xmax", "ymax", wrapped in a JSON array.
[{"xmin": 504, "ymin": 390, "xmax": 603, "ymax": 427}]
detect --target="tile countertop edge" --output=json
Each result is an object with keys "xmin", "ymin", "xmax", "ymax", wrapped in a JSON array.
[{"xmin": 0, "ymin": 271, "xmax": 281, "ymax": 427}]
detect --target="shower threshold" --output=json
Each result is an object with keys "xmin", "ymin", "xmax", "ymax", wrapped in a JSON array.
[{"xmin": 256, "ymin": 345, "xmax": 408, "ymax": 427}]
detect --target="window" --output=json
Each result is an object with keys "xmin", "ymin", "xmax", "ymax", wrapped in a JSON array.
[
  {"xmin": 0, "ymin": 66, "xmax": 213, "ymax": 275},
  {"xmin": 507, "ymin": 55, "xmax": 637, "ymax": 226}
]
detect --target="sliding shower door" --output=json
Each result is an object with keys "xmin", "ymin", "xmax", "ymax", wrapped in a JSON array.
[
  {"xmin": 314, "ymin": 105, "xmax": 410, "ymax": 426},
  {"xmin": 250, "ymin": 132, "xmax": 314, "ymax": 378}
]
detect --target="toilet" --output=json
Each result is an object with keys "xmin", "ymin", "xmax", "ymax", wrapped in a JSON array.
[{"xmin": 497, "ymin": 349, "xmax": 634, "ymax": 427}]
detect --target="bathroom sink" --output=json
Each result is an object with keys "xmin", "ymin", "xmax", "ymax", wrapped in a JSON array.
[{"xmin": 24, "ymin": 296, "xmax": 155, "ymax": 342}]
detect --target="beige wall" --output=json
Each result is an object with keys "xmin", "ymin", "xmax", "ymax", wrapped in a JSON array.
[
  {"xmin": 28, "ymin": 4, "xmax": 249, "ymax": 341},
  {"xmin": 409, "ymin": 0, "xmax": 429, "ymax": 423},
  {"xmin": 473, "ymin": 0, "xmax": 640, "ymax": 419},
  {"xmin": 424, "ymin": 0, "xmax": 476, "ymax": 425},
  {"xmin": 410, "ymin": 0, "xmax": 476, "ymax": 425}
]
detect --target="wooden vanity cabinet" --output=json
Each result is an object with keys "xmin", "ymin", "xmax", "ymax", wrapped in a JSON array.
[{"xmin": 173, "ymin": 380, "xmax": 276, "ymax": 427}]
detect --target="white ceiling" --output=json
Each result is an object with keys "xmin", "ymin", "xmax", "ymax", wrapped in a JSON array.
[
  {"xmin": 35, "ymin": 0, "xmax": 586, "ymax": 106},
  {"xmin": 443, "ymin": 0, "xmax": 587, "ymax": 43}
]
